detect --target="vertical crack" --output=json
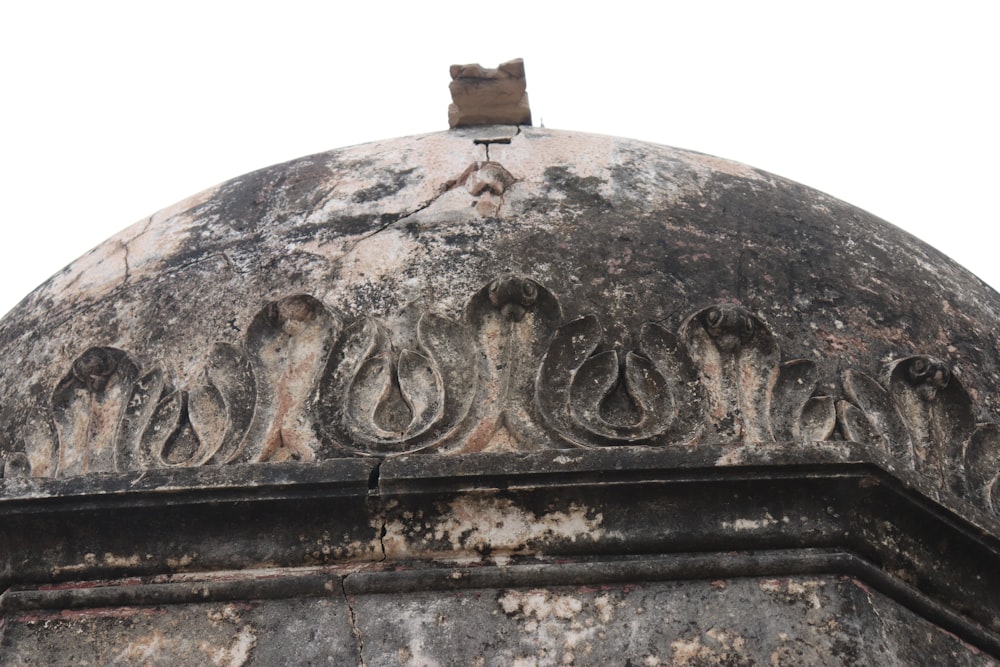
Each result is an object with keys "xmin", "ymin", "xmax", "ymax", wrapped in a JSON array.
[
  {"xmin": 368, "ymin": 458, "xmax": 387, "ymax": 562},
  {"xmin": 339, "ymin": 458, "xmax": 385, "ymax": 666},
  {"xmin": 117, "ymin": 215, "xmax": 155, "ymax": 292},
  {"xmin": 376, "ymin": 515, "xmax": 387, "ymax": 562},
  {"xmin": 735, "ymin": 210, "xmax": 746, "ymax": 302},
  {"xmin": 473, "ymin": 136, "xmax": 512, "ymax": 163},
  {"xmin": 340, "ymin": 576, "xmax": 367, "ymax": 667},
  {"xmin": 119, "ymin": 239, "xmax": 131, "ymax": 290},
  {"xmin": 737, "ymin": 248, "xmax": 746, "ymax": 302}
]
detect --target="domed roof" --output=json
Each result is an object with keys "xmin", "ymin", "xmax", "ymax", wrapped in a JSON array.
[
  {"xmin": 1, "ymin": 126, "xmax": 999, "ymax": 513},
  {"xmin": 5, "ymin": 125, "xmax": 1000, "ymax": 661}
]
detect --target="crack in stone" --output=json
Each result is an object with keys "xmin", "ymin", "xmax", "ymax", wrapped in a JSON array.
[
  {"xmin": 473, "ymin": 133, "xmax": 516, "ymax": 162},
  {"xmin": 375, "ymin": 514, "xmax": 388, "ymax": 562},
  {"xmin": 334, "ymin": 132, "xmax": 523, "ymax": 263},
  {"xmin": 367, "ymin": 458, "xmax": 388, "ymax": 562},
  {"xmin": 340, "ymin": 576, "xmax": 367, "ymax": 667},
  {"xmin": 119, "ymin": 240, "xmax": 131, "ymax": 290},
  {"xmin": 117, "ymin": 215, "xmax": 157, "ymax": 290},
  {"xmin": 338, "ymin": 458, "xmax": 385, "ymax": 666},
  {"xmin": 165, "ymin": 252, "xmax": 241, "ymax": 277},
  {"xmin": 335, "ymin": 185, "xmax": 455, "ymax": 267},
  {"xmin": 852, "ymin": 579, "xmax": 890, "ymax": 640}
]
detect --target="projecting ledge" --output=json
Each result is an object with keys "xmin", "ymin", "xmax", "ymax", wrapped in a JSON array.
[{"xmin": 1, "ymin": 445, "xmax": 999, "ymax": 653}]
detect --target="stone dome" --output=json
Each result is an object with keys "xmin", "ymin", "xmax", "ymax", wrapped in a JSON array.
[
  {"xmin": 2, "ymin": 127, "xmax": 999, "ymax": 490},
  {"xmin": 2, "ymin": 125, "xmax": 1000, "ymax": 663}
]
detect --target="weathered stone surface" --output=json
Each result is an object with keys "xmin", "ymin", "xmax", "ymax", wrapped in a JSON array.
[
  {"xmin": 2, "ymin": 447, "xmax": 999, "ymax": 659},
  {"xmin": 353, "ymin": 577, "xmax": 992, "ymax": 666},
  {"xmin": 4, "ymin": 576, "xmax": 989, "ymax": 665},
  {"xmin": 3, "ymin": 124, "xmax": 1000, "ymax": 661},
  {"xmin": 449, "ymin": 59, "xmax": 531, "ymax": 127},
  {"xmin": 2, "ymin": 128, "xmax": 999, "ymax": 520},
  {"xmin": 0, "ymin": 597, "xmax": 360, "ymax": 666}
]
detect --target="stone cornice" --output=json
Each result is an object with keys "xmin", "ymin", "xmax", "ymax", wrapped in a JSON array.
[{"xmin": 2, "ymin": 447, "xmax": 999, "ymax": 655}]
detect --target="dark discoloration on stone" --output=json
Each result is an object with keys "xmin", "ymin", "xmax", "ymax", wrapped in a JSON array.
[
  {"xmin": 352, "ymin": 577, "xmax": 993, "ymax": 666},
  {"xmin": 350, "ymin": 167, "xmax": 419, "ymax": 203},
  {"xmin": 3, "ymin": 129, "xmax": 1000, "ymax": 482},
  {"xmin": 2, "ymin": 127, "xmax": 1000, "ymax": 661},
  {"xmin": 0, "ymin": 597, "xmax": 361, "ymax": 666},
  {"xmin": 0, "ymin": 447, "xmax": 999, "ymax": 660}
]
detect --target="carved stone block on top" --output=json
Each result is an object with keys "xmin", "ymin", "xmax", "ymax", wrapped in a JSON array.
[{"xmin": 448, "ymin": 58, "xmax": 532, "ymax": 128}]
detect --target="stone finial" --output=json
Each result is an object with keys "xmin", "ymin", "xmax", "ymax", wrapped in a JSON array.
[{"xmin": 448, "ymin": 58, "xmax": 532, "ymax": 128}]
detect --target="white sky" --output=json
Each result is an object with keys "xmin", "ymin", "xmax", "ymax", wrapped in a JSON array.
[{"xmin": 1, "ymin": 2, "xmax": 998, "ymax": 318}]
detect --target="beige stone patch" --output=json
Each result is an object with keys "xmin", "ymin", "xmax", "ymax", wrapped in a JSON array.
[
  {"xmin": 684, "ymin": 151, "xmax": 772, "ymax": 183},
  {"xmin": 51, "ymin": 551, "xmax": 140, "ymax": 577},
  {"xmin": 336, "ymin": 227, "xmax": 419, "ymax": 284},
  {"xmin": 204, "ymin": 624, "xmax": 256, "ymax": 667},
  {"xmin": 722, "ymin": 512, "xmax": 779, "ymax": 531},
  {"xmin": 499, "ymin": 591, "xmax": 584, "ymax": 622},
  {"xmin": 113, "ymin": 604, "xmax": 256, "ymax": 667},
  {"xmin": 498, "ymin": 589, "xmax": 603, "ymax": 664},
  {"xmin": 166, "ymin": 553, "xmax": 196, "ymax": 569},
  {"xmin": 383, "ymin": 495, "xmax": 604, "ymax": 560},
  {"xmin": 402, "ymin": 496, "xmax": 603, "ymax": 559},
  {"xmin": 671, "ymin": 628, "xmax": 751, "ymax": 665},
  {"xmin": 116, "ymin": 629, "xmax": 169, "ymax": 663},
  {"xmin": 41, "ymin": 183, "xmax": 214, "ymax": 303}
]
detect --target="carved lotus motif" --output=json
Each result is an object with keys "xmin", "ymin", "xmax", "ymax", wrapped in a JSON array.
[
  {"xmin": 10, "ymin": 278, "xmax": 999, "ymax": 518},
  {"xmin": 839, "ymin": 355, "xmax": 999, "ymax": 512},
  {"xmin": 536, "ymin": 317, "xmax": 691, "ymax": 446},
  {"xmin": 51, "ymin": 346, "xmax": 138, "ymax": 476},
  {"xmin": 537, "ymin": 304, "xmax": 835, "ymax": 448},
  {"xmin": 450, "ymin": 275, "xmax": 561, "ymax": 453},
  {"xmin": 319, "ymin": 313, "xmax": 475, "ymax": 455}
]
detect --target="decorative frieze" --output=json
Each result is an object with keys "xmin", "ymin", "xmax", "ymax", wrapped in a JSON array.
[
  {"xmin": 11, "ymin": 275, "xmax": 999, "ymax": 515},
  {"xmin": 840, "ymin": 357, "xmax": 1000, "ymax": 512}
]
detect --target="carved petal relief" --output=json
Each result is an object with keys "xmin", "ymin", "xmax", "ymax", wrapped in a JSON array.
[
  {"xmin": 8, "ymin": 276, "xmax": 999, "ymax": 517},
  {"xmin": 536, "ymin": 317, "xmax": 690, "ymax": 446},
  {"xmin": 319, "ymin": 312, "xmax": 475, "ymax": 455},
  {"xmin": 838, "ymin": 355, "xmax": 999, "ymax": 512},
  {"xmin": 51, "ymin": 347, "xmax": 138, "ymax": 476},
  {"xmin": 188, "ymin": 342, "xmax": 256, "ymax": 465}
]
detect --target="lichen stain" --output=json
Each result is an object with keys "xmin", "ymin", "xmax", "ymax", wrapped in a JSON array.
[
  {"xmin": 397, "ymin": 615, "xmax": 444, "ymax": 667},
  {"xmin": 383, "ymin": 496, "xmax": 604, "ymax": 560},
  {"xmin": 671, "ymin": 628, "xmax": 751, "ymax": 665},
  {"xmin": 109, "ymin": 605, "xmax": 256, "ymax": 667},
  {"xmin": 116, "ymin": 629, "xmax": 170, "ymax": 663},
  {"xmin": 497, "ymin": 589, "xmax": 615, "ymax": 663},
  {"xmin": 202, "ymin": 624, "xmax": 256, "ymax": 667},
  {"xmin": 166, "ymin": 553, "xmax": 196, "ymax": 569},
  {"xmin": 759, "ymin": 578, "xmax": 826, "ymax": 610},
  {"xmin": 199, "ymin": 604, "xmax": 257, "ymax": 667},
  {"xmin": 51, "ymin": 551, "xmax": 142, "ymax": 577},
  {"xmin": 499, "ymin": 590, "xmax": 583, "ymax": 621},
  {"xmin": 722, "ymin": 512, "xmax": 779, "ymax": 531}
]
